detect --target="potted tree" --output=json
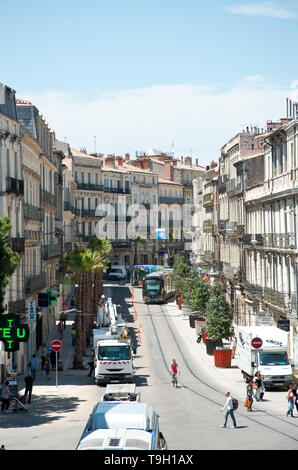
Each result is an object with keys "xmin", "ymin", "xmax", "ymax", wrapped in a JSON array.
[
  {"xmin": 205, "ymin": 284, "xmax": 233, "ymax": 365},
  {"xmin": 182, "ymin": 275, "xmax": 210, "ymax": 328}
]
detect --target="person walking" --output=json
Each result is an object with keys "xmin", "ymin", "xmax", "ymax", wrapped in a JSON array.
[
  {"xmin": 87, "ymin": 356, "xmax": 95, "ymax": 377},
  {"xmin": 229, "ymin": 334, "xmax": 237, "ymax": 359},
  {"xmin": 24, "ymin": 372, "xmax": 34, "ymax": 404},
  {"xmin": 170, "ymin": 359, "xmax": 179, "ymax": 387},
  {"xmin": 45, "ymin": 359, "xmax": 50, "ymax": 380},
  {"xmin": 1, "ymin": 381, "xmax": 12, "ymax": 412},
  {"xmin": 71, "ymin": 322, "xmax": 76, "ymax": 347},
  {"xmin": 286, "ymin": 386, "xmax": 295, "ymax": 417},
  {"xmin": 245, "ymin": 380, "xmax": 254, "ymax": 412},
  {"xmin": 29, "ymin": 354, "xmax": 37, "ymax": 381},
  {"xmin": 41, "ymin": 343, "xmax": 47, "ymax": 371},
  {"xmin": 57, "ymin": 319, "xmax": 64, "ymax": 339},
  {"xmin": 253, "ymin": 371, "xmax": 263, "ymax": 401},
  {"xmin": 220, "ymin": 391, "xmax": 237, "ymax": 428},
  {"xmin": 50, "ymin": 350, "xmax": 56, "ymax": 371},
  {"xmin": 293, "ymin": 382, "xmax": 298, "ymax": 413}
]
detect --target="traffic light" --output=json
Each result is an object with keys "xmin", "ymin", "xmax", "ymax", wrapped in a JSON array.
[
  {"xmin": 37, "ymin": 291, "xmax": 57, "ymax": 308},
  {"xmin": 38, "ymin": 292, "xmax": 49, "ymax": 308}
]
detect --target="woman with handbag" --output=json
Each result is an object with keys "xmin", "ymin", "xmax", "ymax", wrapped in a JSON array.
[{"xmin": 245, "ymin": 380, "xmax": 254, "ymax": 412}]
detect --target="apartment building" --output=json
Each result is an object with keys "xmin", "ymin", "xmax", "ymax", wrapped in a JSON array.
[{"xmin": 0, "ymin": 84, "xmax": 25, "ymax": 375}]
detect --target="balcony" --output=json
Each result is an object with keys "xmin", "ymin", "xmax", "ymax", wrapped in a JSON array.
[
  {"xmin": 25, "ymin": 272, "xmax": 46, "ymax": 294},
  {"xmin": 203, "ymin": 219, "xmax": 213, "ymax": 232},
  {"xmin": 6, "ymin": 177, "xmax": 24, "ymax": 196},
  {"xmin": 217, "ymin": 174, "xmax": 228, "ymax": 193},
  {"xmin": 24, "ymin": 202, "xmax": 44, "ymax": 222},
  {"xmin": 243, "ymin": 234, "xmax": 264, "ymax": 246},
  {"xmin": 42, "ymin": 243, "xmax": 61, "ymax": 259},
  {"xmin": 104, "ymin": 186, "xmax": 131, "ymax": 194},
  {"xmin": 218, "ymin": 220, "xmax": 226, "ymax": 232},
  {"xmin": 263, "ymin": 233, "xmax": 296, "ymax": 250},
  {"xmin": 202, "ymin": 193, "xmax": 214, "ymax": 208},
  {"xmin": 226, "ymin": 177, "xmax": 243, "ymax": 196},
  {"xmin": 243, "ymin": 280, "xmax": 263, "ymax": 300},
  {"xmin": 112, "ymin": 240, "xmax": 132, "ymax": 249},
  {"xmin": 76, "ymin": 182, "xmax": 104, "ymax": 192},
  {"xmin": 159, "ymin": 196, "xmax": 185, "ymax": 204},
  {"xmin": 11, "ymin": 237, "xmax": 25, "ymax": 254},
  {"xmin": 41, "ymin": 189, "xmax": 57, "ymax": 207},
  {"xmin": 263, "ymin": 287, "xmax": 286, "ymax": 310}
]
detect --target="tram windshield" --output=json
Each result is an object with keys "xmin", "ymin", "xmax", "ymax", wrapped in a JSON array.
[{"xmin": 144, "ymin": 278, "xmax": 161, "ymax": 294}]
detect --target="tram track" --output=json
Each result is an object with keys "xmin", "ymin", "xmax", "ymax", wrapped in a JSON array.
[{"xmin": 142, "ymin": 300, "xmax": 298, "ymax": 444}]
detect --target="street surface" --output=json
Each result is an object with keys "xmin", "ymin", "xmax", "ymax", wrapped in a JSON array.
[{"xmin": 0, "ymin": 282, "xmax": 297, "ymax": 450}]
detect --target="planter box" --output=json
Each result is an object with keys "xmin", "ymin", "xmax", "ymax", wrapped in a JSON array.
[
  {"xmin": 214, "ymin": 348, "xmax": 232, "ymax": 368},
  {"xmin": 205, "ymin": 338, "xmax": 223, "ymax": 355},
  {"xmin": 189, "ymin": 313, "xmax": 204, "ymax": 328}
]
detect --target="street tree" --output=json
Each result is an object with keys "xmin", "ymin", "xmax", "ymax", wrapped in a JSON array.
[
  {"xmin": 0, "ymin": 217, "xmax": 20, "ymax": 315},
  {"xmin": 205, "ymin": 284, "xmax": 233, "ymax": 341}
]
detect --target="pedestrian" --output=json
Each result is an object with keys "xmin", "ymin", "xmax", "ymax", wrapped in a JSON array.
[
  {"xmin": 29, "ymin": 354, "xmax": 37, "ymax": 380},
  {"xmin": 286, "ymin": 386, "xmax": 295, "ymax": 417},
  {"xmin": 229, "ymin": 334, "xmax": 237, "ymax": 358},
  {"xmin": 50, "ymin": 350, "xmax": 56, "ymax": 370},
  {"xmin": 220, "ymin": 391, "xmax": 237, "ymax": 428},
  {"xmin": 71, "ymin": 322, "xmax": 76, "ymax": 347},
  {"xmin": 253, "ymin": 371, "xmax": 263, "ymax": 401},
  {"xmin": 45, "ymin": 359, "xmax": 50, "ymax": 380},
  {"xmin": 293, "ymin": 382, "xmax": 298, "ymax": 413},
  {"xmin": 24, "ymin": 372, "xmax": 34, "ymax": 404},
  {"xmin": 41, "ymin": 343, "xmax": 47, "ymax": 370},
  {"xmin": 87, "ymin": 356, "xmax": 95, "ymax": 377},
  {"xmin": 1, "ymin": 381, "xmax": 12, "ymax": 412},
  {"xmin": 57, "ymin": 319, "xmax": 64, "ymax": 339},
  {"xmin": 245, "ymin": 379, "xmax": 254, "ymax": 412}
]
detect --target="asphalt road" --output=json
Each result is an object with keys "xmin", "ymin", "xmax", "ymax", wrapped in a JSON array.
[{"xmin": 0, "ymin": 281, "xmax": 297, "ymax": 451}]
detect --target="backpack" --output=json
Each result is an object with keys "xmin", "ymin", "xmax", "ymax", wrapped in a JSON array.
[{"xmin": 232, "ymin": 398, "xmax": 238, "ymax": 410}]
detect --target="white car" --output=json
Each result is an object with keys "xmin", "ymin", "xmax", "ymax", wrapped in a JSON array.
[{"xmin": 108, "ymin": 266, "xmax": 127, "ymax": 280}]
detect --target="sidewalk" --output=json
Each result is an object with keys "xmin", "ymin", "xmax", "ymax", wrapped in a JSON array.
[{"xmin": 162, "ymin": 298, "xmax": 298, "ymax": 411}]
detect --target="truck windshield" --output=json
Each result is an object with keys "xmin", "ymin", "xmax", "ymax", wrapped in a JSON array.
[
  {"xmin": 259, "ymin": 351, "xmax": 289, "ymax": 366},
  {"xmin": 98, "ymin": 345, "xmax": 131, "ymax": 360}
]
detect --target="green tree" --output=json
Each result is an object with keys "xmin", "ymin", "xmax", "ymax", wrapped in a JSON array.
[
  {"xmin": 186, "ymin": 277, "xmax": 211, "ymax": 314},
  {"xmin": 130, "ymin": 235, "xmax": 146, "ymax": 266},
  {"xmin": 205, "ymin": 284, "xmax": 233, "ymax": 341},
  {"xmin": 171, "ymin": 256, "xmax": 191, "ymax": 294},
  {"xmin": 0, "ymin": 217, "xmax": 20, "ymax": 315}
]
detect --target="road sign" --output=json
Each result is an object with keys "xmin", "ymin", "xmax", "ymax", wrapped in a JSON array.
[
  {"xmin": 251, "ymin": 337, "xmax": 263, "ymax": 349},
  {"xmin": 51, "ymin": 340, "xmax": 63, "ymax": 352}
]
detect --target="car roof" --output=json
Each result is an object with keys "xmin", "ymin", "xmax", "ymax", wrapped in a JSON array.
[{"xmin": 88, "ymin": 402, "xmax": 154, "ymax": 432}]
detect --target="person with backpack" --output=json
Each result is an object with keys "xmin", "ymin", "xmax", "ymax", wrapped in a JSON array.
[{"xmin": 220, "ymin": 391, "xmax": 237, "ymax": 428}]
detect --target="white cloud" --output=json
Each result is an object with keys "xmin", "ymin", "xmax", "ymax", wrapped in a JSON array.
[
  {"xmin": 17, "ymin": 79, "xmax": 296, "ymax": 166},
  {"xmin": 226, "ymin": 2, "xmax": 297, "ymax": 19}
]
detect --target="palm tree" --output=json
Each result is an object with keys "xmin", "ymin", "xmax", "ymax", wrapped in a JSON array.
[
  {"xmin": 130, "ymin": 235, "xmax": 146, "ymax": 266},
  {"xmin": 65, "ymin": 237, "xmax": 112, "ymax": 369}
]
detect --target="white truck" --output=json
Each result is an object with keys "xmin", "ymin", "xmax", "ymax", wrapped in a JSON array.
[
  {"xmin": 76, "ymin": 391, "xmax": 167, "ymax": 450},
  {"xmin": 236, "ymin": 326, "xmax": 293, "ymax": 389}
]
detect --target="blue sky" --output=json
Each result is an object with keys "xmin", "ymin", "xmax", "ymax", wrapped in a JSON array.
[{"xmin": 1, "ymin": 0, "xmax": 298, "ymax": 164}]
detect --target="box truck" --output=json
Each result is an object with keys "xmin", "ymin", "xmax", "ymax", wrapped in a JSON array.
[{"xmin": 236, "ymin": 326, "xmax": 293, "ymax": 389}]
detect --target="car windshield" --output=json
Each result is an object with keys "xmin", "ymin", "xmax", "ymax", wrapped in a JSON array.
[
  {"xmin": 259, "ymin": 352, "xmax": 289, "ymax": 366},
  {"xmin": 111, "ymin": 269, "xmax": 121, "ymax": 273},
  {"xmin": 98, "ymin": 345, "xmax": 131, "ymax": 360}
]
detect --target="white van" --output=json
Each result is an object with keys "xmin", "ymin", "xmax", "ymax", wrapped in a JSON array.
[
  {"xmin": 76, "ymin": 401, "xmax": 167, "ymax": 450},
  {"xmin": 108, "ymin": 265, "xmax": 127, "ymax": 281}
]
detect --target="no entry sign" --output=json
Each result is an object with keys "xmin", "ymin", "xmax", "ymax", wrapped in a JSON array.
[
  {"xmin": 251, "ymin": 337, "xmax": 263, "ymax": 349},
  {"xmin": 51, "ymin": 340, "xmax": 63, "ymax": 352}
]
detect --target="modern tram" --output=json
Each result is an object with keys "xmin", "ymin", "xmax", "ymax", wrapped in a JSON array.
[
  {"xmin": 142, "ymin": 269, "xmax": 173, "ymax": 304},
  {"xmin": 131, "ymin": 265, "xmax": 163, "ymax": 287}
]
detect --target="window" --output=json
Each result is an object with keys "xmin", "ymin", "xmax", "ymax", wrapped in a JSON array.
[{"xmin": 81, "ymin": 172, "xmax": 85, "ymax": 184}]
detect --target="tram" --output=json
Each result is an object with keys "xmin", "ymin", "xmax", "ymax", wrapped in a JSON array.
[
  {"xmin": 131, "ymin": 265, "xmax": 163, "ymax": 287},
  {"xmin": 142, "ymin": 269, "xmax": 173, "ymax": 304}
]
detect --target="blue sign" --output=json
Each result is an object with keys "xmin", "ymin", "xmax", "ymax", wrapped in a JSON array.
[{"xmin": 156, "ymin": 228, "xmax": 166, "ymax": 240}]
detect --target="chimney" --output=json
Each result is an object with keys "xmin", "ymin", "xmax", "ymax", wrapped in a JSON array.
[
  {"xmin": 181, "ymin": 156, "xmax": 184, "ymax": 163},
  {"xmin": 160, "ymin": 153, "xmax": 165, "ymax": 161},
  {"xmin": 125, "ymin": 153, "xmax": 130, "ymax": 162},
  {"xmin": 195, "ymin": 158, "xmax": 198, "ymax": 167},
  {"xmin": 185, "ymin": 156, "xmax": 192, "ymax": 166},
  {"xmin": 135, "ymin": 160, "xmax": 142, "ymax": 168},
  {"xmin": 116, "ymin": 156, "xmax": 123, "ymax": 166},
  {"xmin": 105, "ymin": 155, "xmax": 115, "ymax": 166},
  {"xmin": 172, "ymin": 159, "xmax": 177, "ymax": 166},
  {"xmin": 210, "ymin": 160, "xmax": 217, "ymax": 169},
  {"xmin": 141, "ymin": 159, "xmax": 150, "ymax": 169},
  {"xmin": 164, "ymin": 160, "xmax": 171, "ymax": 179}
]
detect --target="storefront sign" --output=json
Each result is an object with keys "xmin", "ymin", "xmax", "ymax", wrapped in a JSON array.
[{"xmin": 0, "ymin": 314, "xmax": 30, "ymax": 352}]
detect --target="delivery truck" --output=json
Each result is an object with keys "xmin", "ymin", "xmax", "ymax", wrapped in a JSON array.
[{"xmin": 236, "ymin": 326, "xmax": 293, "ymax": 389}]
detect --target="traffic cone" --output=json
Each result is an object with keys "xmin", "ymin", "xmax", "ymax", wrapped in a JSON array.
[{"xmin": 138, "ymin": 333, "xmax": 142, "ymax": 344}]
